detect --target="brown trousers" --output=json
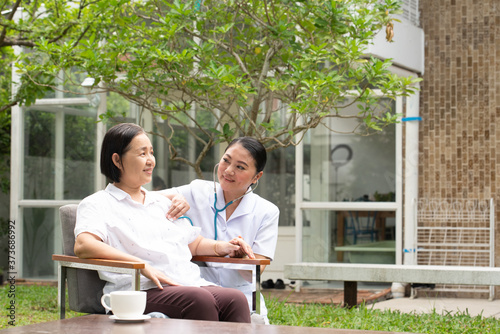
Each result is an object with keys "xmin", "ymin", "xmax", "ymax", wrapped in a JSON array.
[{"xmin": 145, "ymin": 285, "xmax": 251, "ymax": 323}]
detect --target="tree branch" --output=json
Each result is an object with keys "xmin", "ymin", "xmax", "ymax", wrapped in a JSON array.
[
  {"xmin": 262, "ymin": 0, "xmax": 273, "ymax": 26},
  {"xmin": 0, "ymin": 100, "xmax": 17, "ymax": 113},
  {"xmin": 0, "ymin": 38, "xmax": 35, "ymax": 47},
  {"xmin": 248, "ymin": 40, "xmax": 280, "ymax": 130},
  {"xmin": 71, "ymin": 24, "xmax": 91, "ymax": 48},
  {"xmin": 183, "ymin": 26, "xmax": 252, "ymax": 79},
  {"xmin": 0, "ymin": 0, "xmax": 22, "ymax": 45}
]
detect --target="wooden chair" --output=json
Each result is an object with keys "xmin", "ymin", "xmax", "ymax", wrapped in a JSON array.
[{"xmin": 52, "ymin": 204, "xmax": 269, "ymax": 319}]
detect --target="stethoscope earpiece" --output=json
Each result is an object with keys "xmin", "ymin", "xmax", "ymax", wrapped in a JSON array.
[{"xmin": 212, "ymin": 163, "xmax": 219, "ymax": 193}]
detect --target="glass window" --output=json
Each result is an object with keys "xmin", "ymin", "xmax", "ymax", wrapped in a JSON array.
[
  {"xmin": 302, "ymin": 209, "xmax": 335, "ymax": 263},
  {"xmin": 303, "ymin": 99, "xmax": 396, "ymax": 203},
  {"xmin": 302, "ymin": 209, "xmax": 396, "ymax": 264},
  {"xmin": 151, "ymin": 121, "xmax": 220, "ymax": 188},
  {"xmin": 22, "ymin": 207, "xmax": 60, "ymax": 278},
  {"xmin": 23, "ymin": 106, "xmax": 97, "ymax": 200},
  {"xmin": 299, "ymin": 97, "xmax": 399, "ymax": 264},
  {"xmin": 24, "ymin": 109, "xmax": 56, "ymax": 200},
  {"xmin": 257, "ymin": 146, "xmax": 295, "ymax": 226},
  {"xmin": 303, "ymin": 99, "xmax": 396, "ymax": 202},
  {"xmin": 64, "ymin": 114, "xmax": 97, "ymax": 199}
]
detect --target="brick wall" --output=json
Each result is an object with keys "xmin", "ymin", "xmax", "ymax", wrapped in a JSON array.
[{"xmin": 418, "ymin": 0, "xmax": 500, "ymax": 293}]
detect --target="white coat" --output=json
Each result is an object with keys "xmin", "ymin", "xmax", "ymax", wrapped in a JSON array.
[{"xmin": 165, "ymin": 179, "xmax": 280, "ymax": 318}]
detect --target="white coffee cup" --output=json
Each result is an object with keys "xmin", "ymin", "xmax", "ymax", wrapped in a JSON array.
[{"xmin": 101, "ymin": 291, "xmax": 147, "ymax": 319}]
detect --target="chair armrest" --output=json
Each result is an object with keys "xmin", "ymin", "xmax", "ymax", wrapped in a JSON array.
[
  {"xmin": 191, "ymin": 255, "xmax": 270, "ymax": 266},
  {"xmin": 53, "ymin": 254, "xmax": 269, "ymax": 270},
  {"xmin": 52, "ymin": 254, "xmax": 146, "ymax": 319},
  {"xmin": 52, "ymin": 254, "xmax": 145, "ymax": 269}
]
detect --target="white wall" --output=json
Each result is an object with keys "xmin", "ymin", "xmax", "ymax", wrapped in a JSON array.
[{"xmin": 366, "ymin": 20, "xmax": 425, "ymax": 74}]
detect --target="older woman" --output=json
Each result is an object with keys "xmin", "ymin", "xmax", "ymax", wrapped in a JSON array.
[{"xmin": 74, "ymin": 123, "xmax": 253, "ymax": 322}]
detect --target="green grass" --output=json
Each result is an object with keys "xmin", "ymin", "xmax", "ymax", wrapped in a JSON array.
[
  {"xmin": 0, "ymin": 284, "xmax": 86, "ymax": 329},
  {"xmin": 267, "ymin": 298, "xmax": 500, "ymax": 333},
  {"xmin": 1, "ymin": 285, "xmax": 499, "ymax": 333}
]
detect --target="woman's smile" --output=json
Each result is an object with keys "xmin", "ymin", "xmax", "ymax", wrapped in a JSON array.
[
  {"xmin": 221, "ymin": 174, "xmax": 234, "ymax": 182},
  {"xmin": 217, "ymin": 143, "xmax": 262, "ymax": 201},
  {"xmin": 114, "ymin": 133, "xmax": 156, "ymax": 189}
]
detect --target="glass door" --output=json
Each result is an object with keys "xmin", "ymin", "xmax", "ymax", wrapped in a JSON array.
[{"xmin": 295, "ymin": 94, "xmax": 403, "ymax": 266}]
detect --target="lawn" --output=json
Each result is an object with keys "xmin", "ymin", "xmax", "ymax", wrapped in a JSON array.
[
  {"xmin": 1, "ymin": 285, "xmax": 499, "ymax": 333},
  {"xmin": 1, "ymin": 284, "xmax": 84, "ymax": 328}
]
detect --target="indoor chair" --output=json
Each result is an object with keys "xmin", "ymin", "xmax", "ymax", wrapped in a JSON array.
[
  {"xmin": 346, "ymin": 211, "xmax": 379, "ymax": 244},
  {"xmin": 52, "ymin": 204, "xmax": 269, "ymax": 319}
]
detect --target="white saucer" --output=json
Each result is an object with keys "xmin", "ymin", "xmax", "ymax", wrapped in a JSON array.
[{"xmin": 110, "ymin": 314, "xmax": 151, "ymax": 322}]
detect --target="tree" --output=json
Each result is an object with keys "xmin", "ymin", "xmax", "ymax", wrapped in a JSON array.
[
  {"xmin": 1, "ymin": 0, "xmax": 122, "ymax": 195},
  {"xmin": 2, "ymin": 0, "xmax": 138, "ymax": 199},
  {"xmin": 0, "ymin": 0, "xmax": 113, "ymax": 111},
  {"xmin": 17, "ymin": 0, "xmax": 420, "ymax": 178}
]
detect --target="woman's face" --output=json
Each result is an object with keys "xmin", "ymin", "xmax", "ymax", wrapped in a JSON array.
[
  {"xmin": 217, "ymin": 143, "xmax": 263, "ymax": 195},
  {"xmin": 113, "ymin": 133, "xmax": 155, "ymax": 188}
]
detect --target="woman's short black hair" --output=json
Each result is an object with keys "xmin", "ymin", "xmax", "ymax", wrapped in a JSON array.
[
  {"xmin": 226, "ymin": 137, "xmax": 267, "ymax": 173},
  {"xmin": 100, "ymin": 123, "xmax": 145, "ymax": 183}
]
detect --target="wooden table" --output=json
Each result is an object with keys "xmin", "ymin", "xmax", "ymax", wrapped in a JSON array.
[{"xmin": 1, "ymin": 314, "xmax": 414, "ymax": 334}]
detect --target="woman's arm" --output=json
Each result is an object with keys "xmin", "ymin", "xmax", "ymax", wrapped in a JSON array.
[
  {"xmin": 74, "ymin": 232, "xmax": 180, "ymax": 288},
  {"xmin": 188, "ymin": 236, "xmax": 255, "ymax": 259},
  {"xmin": 75, "ymin": 232, "xmax": 140, "ymax": 261}
]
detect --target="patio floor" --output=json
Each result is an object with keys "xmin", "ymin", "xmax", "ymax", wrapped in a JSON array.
[{"xmin": 262, "ymin": 286, "xmax": 392, "ymax": 306}]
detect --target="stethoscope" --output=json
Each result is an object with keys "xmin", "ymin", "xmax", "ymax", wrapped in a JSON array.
[{"xmin": 212, "ymin": 163, "xmax": 258, "ymax": 240}]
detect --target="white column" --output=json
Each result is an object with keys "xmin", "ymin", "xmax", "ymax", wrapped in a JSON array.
[
  {"xmin": 294, "ymin": 119, "xmax": 304, "ymax": 292},
  {"xmin": 54, "ymin": 98, "xmax": 64, "ymax": 201},
  {"xmin": 395, "ymin": 96, "xmax": 403, "ymax": 265},
  {"xmin": 10, "ymin": 44, "xmax": 23, "ymax": 276},
  {"xmin": 294, "ymin": 126, "xmax": 304, "ymax": 264},
  {"xmin": 403, "ymin": 87, "xmax": 420, "ymax": 265},
  {"xmin": 94, "ymin": 90, "xmax": 107, "ymax": 191}
]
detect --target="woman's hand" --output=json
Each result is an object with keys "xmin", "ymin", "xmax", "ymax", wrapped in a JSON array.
[
  {"xmin": 225, "ymin": 236, "xmax": 255, "ymax": 259},
  {"xmin": 166, "ymin": 194, "xmax": 190, "ymax": 220},
  {"xmin": 141, "ymin": 263, "xmax": 181, "ymax": 289},
  {"xmin": 190, "ymin": 235, "xmax": 254, "ymax": 259}
]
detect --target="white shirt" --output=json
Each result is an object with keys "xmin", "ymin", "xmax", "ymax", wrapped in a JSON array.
[
  {"xmin": 75, "ymin": 183, "xmax": 213, "ymax": 294},
  {"xmin": 163, "ymin": 179, "xmax": 279, "ymax": 314}
]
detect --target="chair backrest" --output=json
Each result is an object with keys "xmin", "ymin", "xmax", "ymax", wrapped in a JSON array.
[
  {"xmin": 59, "ymin": 204, "xmax": 106, "ymax": 314},
  {"xmin": 349, "ymin": 212, "xmax": 378, "ymax": 232},
  {"xmin": 347, "ymin": 211, "xmax": 378, "ymax": 244}
]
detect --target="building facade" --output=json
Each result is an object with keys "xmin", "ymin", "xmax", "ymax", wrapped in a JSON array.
[
  {"xmin": 413, "ymin": 0, "xmax": 499, "ymax": 297},
  {"xmin": 8, "ymin": 0, "xmax": 499, "ymax": 297}
]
